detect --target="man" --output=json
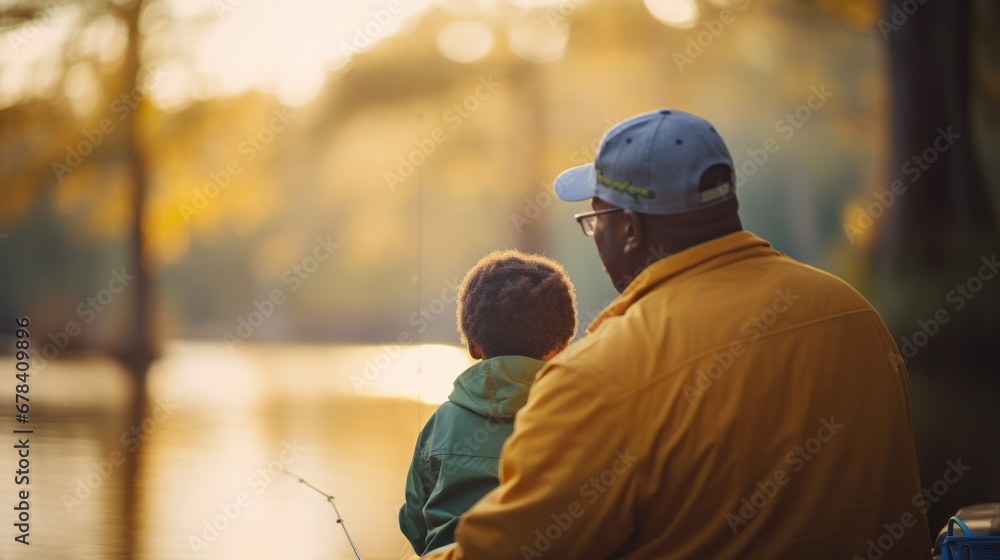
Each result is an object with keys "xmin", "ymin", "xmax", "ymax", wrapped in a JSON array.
[{"xmin": 425, "ymin": 109, "xmax": 930, "ymax": 559}]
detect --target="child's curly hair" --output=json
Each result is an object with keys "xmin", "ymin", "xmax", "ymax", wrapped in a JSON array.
[{"xmin": 456, "ymin": 250, "xmax": 578, "ymax": 359}]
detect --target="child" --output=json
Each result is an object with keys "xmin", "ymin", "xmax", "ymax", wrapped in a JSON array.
[{"xmin": 399, "ymin": 249, "xmax": 578, "ymax": 556}]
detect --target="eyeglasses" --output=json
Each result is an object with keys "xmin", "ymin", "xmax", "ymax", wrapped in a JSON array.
[{"xmin": 573, "ymin": 207, "xmax": 625, "ymax": 237}]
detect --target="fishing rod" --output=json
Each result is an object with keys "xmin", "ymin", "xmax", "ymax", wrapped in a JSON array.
[{"xmin": 284, "ymin": 470, "xmax": 363, "ymax": 560}]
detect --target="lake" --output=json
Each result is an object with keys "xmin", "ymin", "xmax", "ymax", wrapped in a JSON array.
[{"xmin": 0, "ymin": 341, "xmax": 477, "ymax": 560}]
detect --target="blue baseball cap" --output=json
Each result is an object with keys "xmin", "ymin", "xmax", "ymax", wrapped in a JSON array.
[{"xmin": 554, "ymin": 109, "xmax": 736, "ymax": 215}]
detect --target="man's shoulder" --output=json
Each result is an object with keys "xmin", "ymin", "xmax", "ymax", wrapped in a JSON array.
[
  {"xmin": 549, "ymin": 319, "xmax": 642, "ymax": 368},
  {"xmin": 775, "ymin": 256, "xmax": 880, "ymax": 313},
  {"xmin": 693, "ymin": 248, "xmax": 879, "ymax": 317},
  {"xmin": 536, "ymin": 318, "xmax": 652, "ymax": 399}
]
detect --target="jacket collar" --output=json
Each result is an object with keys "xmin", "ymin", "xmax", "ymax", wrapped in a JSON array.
[
  {"xmin": 587, "ymin": 231, "xmax": 777, "ymax": 333},
  {"xmin": 449, "ymin": 355, "xmax": 547, "ymax": 419}
]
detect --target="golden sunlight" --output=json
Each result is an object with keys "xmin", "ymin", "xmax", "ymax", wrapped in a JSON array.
[
  {"xmin": 364, "ymin": 344, "xmax": 476, "ymax": 405},
  {"xmin": 147, "ymin": 341, "xmax": 268, "ymax": 409},
  {"xmin": 161, "ymin": 1, "xmax": 434, "ymax": 109},
  {"xmin": 508, "ymin": 11, "xmax": 569, "ymax": 63},
  {"xmin": 644, "ymin": 0, "xmax": 700, "ymax": 29},
  {"xmin": 437, "ymin": 20, "xmax": 495, "ymax": 63}
]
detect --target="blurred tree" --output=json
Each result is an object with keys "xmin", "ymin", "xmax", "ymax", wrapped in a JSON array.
[
  {"xmin": 874, "ymin": 0, "xmax": 998, "ymax": 362},
  {"xmin": 1, "ymin": 0, "xmax": 158, "ymax": 375},
  {"xmin": 873, "ymin": 0, "xmax": 1000, "ymax": 539},
  {"xmin": 119, "ymin": 0, "xmax": 156, "ymax": 383},
  {"xmin": 1, "ymin": 0, "xmax": 157, "ymax": 556}
]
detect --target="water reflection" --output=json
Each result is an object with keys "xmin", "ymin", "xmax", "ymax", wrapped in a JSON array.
[{"xmin": 0, "ymin": 341, "xmax": 475, "ymax": 559}]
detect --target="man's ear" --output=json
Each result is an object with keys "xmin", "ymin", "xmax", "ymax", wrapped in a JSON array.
[
  {"xmin": 467, "ymin": 341, "xmax": 483, "ymax": 360},
  {"xmin": 621, "ymin": 210, "xmax": 644, "ymax": 255}
]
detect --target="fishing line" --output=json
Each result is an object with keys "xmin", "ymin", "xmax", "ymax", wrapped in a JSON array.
[
  {"xmin": 284, "ymin": 470, "xmax": 363, "ymax": 560},
  {"xmin": 415, "ymin": 112, "xmax": 425, "ymax": 425}
]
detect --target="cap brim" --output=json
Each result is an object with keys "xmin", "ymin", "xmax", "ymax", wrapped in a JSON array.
[{"xmin": 554, "ymin": 163, "xmax": 598, "ymax": 202}]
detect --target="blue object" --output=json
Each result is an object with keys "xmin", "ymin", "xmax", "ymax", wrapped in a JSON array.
[{"xmin": 935, "ymin": 516, "xmax": 1000, "ymax": 559}]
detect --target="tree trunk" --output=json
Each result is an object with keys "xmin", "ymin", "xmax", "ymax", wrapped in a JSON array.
[
  {"xmin": 878, "ymin": 0, "xmax": 1000, "ymax": 541},
  {"xmin": 876, "ymin": 0, "xmax": 998, "ymax": 371},
  {"xmin": 118, "ymin": 0, "xmax": 154, "ymax": 556}
]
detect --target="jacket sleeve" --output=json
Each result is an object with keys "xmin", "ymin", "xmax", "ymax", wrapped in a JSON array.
[
  {"xmin": 399, "ymin": 438, "xmax": 432, "ymax": 555},
  {"xmin": 420, "ymin": 454, "xmax": 504, "ymax": 553},
  {"xmin": 425, "ymin": 360, "xmax": 640, "ymax": 560}
]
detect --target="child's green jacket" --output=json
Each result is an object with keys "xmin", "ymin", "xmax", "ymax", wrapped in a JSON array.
[{"xmin": 399, "ymin": 355, "xmax": 545, "ymax": 556}]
